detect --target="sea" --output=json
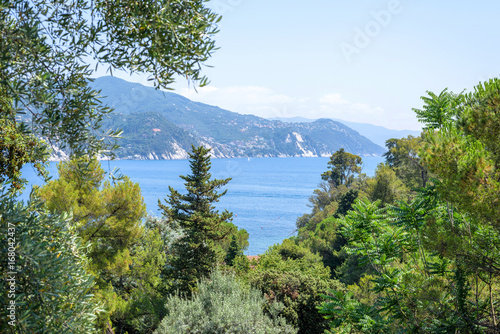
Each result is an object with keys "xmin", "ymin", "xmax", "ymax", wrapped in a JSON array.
[{"xmin": 20, "ymin": 156, "xmax": 385, "ymax": 255}]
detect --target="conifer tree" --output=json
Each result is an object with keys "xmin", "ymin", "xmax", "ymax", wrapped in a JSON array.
[
  {"xmin": 225, "ymin": 235, "xmax": 241, "ymax": 266},
  {"xmin": 36, "ymin": 157, "xmax": 145, "ymax": 278},
  {"xmin": 36, "ymin": 157, "xmax": 153, "ymax": 332},
  {"xmin": 159, "ymin": 145, "xmax": 233, "ymax": 293}
]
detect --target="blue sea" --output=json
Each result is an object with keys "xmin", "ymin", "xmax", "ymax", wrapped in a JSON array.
[{"xmin": 20, "ymin": 156, "xmax": 384, "ymax": 255}]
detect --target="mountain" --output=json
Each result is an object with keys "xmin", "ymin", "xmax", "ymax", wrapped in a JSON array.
[
  {"xmin": 269, "ymin": 117, "xmax": 421, "ymax": 148},
  {"xmin": 92, "ymin": 76, "xmax": 385, "ymax": 159}
]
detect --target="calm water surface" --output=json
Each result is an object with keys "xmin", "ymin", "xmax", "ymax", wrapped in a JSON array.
[{"xmin": 21, "ymin": 156, "xmax": 384, "ymax": 254}]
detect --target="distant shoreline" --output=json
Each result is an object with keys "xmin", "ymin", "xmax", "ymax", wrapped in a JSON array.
[{"xmin": 49, "ymin": 153, "xmax": 383, "ymax": 162}]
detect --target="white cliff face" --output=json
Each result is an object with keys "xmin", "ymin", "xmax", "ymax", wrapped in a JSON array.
[
  {"xmin": 295, "ymin": 141, "xmax": 315, "ymax": 157},
  {"xmin": 167, "ymin": 142, "xmax": 189, "ymax": 159},
  {"xmin": 292, "ymin": 132, "xmax": 304, "ymax": 142},
  {"xmin": 288, "ymin": 132, "xmax": 314, "ymax": 157}
]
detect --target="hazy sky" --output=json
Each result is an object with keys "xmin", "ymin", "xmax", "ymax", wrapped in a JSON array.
[{"xmin": 105, "ymin": 0, "xmax": 500, "ymax": 130}]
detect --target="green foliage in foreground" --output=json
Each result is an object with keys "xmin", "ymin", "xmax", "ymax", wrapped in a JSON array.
[
  {"xmin": 319, "ymin": 193, "xmax": 500, "ymax": 333},
  {"xmin": 154, "ymin": 270, "xmax": 297, "ymax": 334},
  {"xmin": 35, "ymin": 158, "xmax": 170, "ymax": 333},
  {"xmin": 419, "ymin": 78, "xmax": 500, "ymax": 231},
  {"xmin": 295, "ymin": 141, "xmax": 426, "ymax": 285},
  {"xmin": 0, "ymin": 184, "xmax": 100, "ymax": 333},
  {"xmin": 0, "ymin": 113, "xmax": 49, "ymax": 190},
  {"xmin": 1, "ymin": 0, "xmax": 220, "ymax": 175},
  {"xmin": 250, "ymin": 240, "xmax": 343, "ymax": 334},
  {"xmin": 36, "ymin": 157, "xmax": 146, "ymax": 279},
  {"xmin": 291, "ymin": 79, "xmax": 500, "ymax": 333}
]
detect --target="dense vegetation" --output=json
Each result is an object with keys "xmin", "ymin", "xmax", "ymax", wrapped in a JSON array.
[
  {"xmin": 3, "ymin": 77, "xmax": 500, "ymax": 332},
  {"xmin": 1, "ymin": 0, "xmax": 500, "ymax": 333},
  {"xmin": 0, "ymin": 0, "xmax": 219, "ymax": 189},
  {"xmin": 301, "ymin": 80, "xmax": 500, "ymax": 333},
  {"xmin": 154, "ymin": 270, "xmax": 297, "ymax": 334}
]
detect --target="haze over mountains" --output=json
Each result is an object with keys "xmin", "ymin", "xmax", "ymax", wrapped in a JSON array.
[
  {"xmin": 269, "ymin": 117, "xmax": 421, "ymax": 148},
  {"xmin": 92, "ymin": 76, "xmax": 389, "ymax": 159}
]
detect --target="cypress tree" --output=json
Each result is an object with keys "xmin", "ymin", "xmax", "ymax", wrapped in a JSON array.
[
  {"xmin": 159, "ymin": 145, "xmax": 233, "ymax": 293},
  {"xmin": 225, "ymin": 235, "xmax": 241, "ymax": 266}
]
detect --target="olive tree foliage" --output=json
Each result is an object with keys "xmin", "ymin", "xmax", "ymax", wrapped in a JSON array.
[
  {"xmin": 154, "ymin": 270, "xmax": 297, "ymax": 334},
  {"xmin": 0, "ymin": 0, "xmax": 220, "ymax": 186},
  {"xmin": 0, "ymin": 85, "xmax": 49, "ymax": 190},
  {"xmin": 0, "ymin": 183, "xmax": 100, "ymax": 333}
]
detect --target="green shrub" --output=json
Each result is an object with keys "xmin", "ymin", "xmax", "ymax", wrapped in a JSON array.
[
  {"xmin": 230, "ymin": 254, "xmax": 251, "ymax": 276},
  {"xmin": 0, "ymin": 184, "xmax": 100, "ymax": 333},
  {"xmin": 154, "ymin": 270, "xmax": 297, "ymax": 334},
  {"xmin": 250, "ymin": 240, "xmax": 343, "ymax": 334}
]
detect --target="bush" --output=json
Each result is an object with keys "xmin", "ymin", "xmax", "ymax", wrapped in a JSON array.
[
  {"xmin": 0, "ymin": 184, "xmax": 100, "ymax": 333},
  {"xmin": 154, "ymin": 270, "xmax": 297, "ymax": 334},
  {"xmin": 249, "ymin": 240, "xmax": 343, "ymax": 334}
]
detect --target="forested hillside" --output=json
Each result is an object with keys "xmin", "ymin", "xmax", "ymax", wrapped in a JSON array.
[{"xmin": 94, "ymin": 76, "xmax": 385, "ymax": 159}]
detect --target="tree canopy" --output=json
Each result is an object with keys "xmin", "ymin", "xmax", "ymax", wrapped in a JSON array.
[
  {"xmin": 36, "ymin": 157, "xmax": 146, "ymax": 278},
  {"xmin": 0, "ymin": 0, "xmax": 220, "ymax": 186},
  {"xmin": 420, "ymin": 79, "xmax": 500, "ymax": 230},
  {"xmin": 159, "ymin": 145, "xmax": 247, "ymax": 293},
  {"xmin": 321, "ymin": 148, "xmax": 362, "ymax": 187},
  {"xmin": 383, "ymin": 135, "xmax": 427, "ymax": 188},
  {"xmin": 0, "ymin": 185, "xmax": 99, "ymax": 333},
  {"xmin": 317, "ymin": 78, "xmax": 500, "ymax": 333},
  {"xmin": 155, "ymin": 270, "xmax": 297, "ymax": 334},
  {"xmin": 34, "ymin": 158, "xmax": 169, "ymax": 332}
]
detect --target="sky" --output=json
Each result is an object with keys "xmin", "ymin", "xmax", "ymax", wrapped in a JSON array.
[{"xmin": 103, "ymin": 0, "xmax": 500, "ymax": 131}]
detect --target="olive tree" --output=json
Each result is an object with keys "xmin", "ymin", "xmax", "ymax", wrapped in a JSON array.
[
  {"xmin": 0, "ymin": 184, "xmax": 100, "ymax": 333},
  {"xmin": 0, "ymin": 0, "xmax": 220, "ymax": 186}
]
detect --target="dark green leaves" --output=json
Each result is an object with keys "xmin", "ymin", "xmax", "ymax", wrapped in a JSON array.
[
  {"xmin": 159, "ymin": 145, "xmax": 243, "ymax": 294},
  {"xmin": 321, "ymin": 148, "xmax": 362, "ymax": 187},
  {"xmin": 413, "ymin": 88, "xmax": 460, "ymax": 130},
  {"xmin": 1, "ymin": 0, "xmax": 219, "ymax": 180}
]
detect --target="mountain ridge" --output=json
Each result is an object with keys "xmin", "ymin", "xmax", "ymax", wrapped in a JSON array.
[
  {"xmin": 93, "ymin": 76, "xmax": 386, "ymax": 159},
  {"xmin": 268, "ymin": 117, "xmax": 421, "ymax": 148}
]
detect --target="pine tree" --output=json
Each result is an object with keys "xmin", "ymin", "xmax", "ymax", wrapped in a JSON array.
[
  {"xmin": 159, "ymin": 145, "xmax": 233, "ymax": 293},
  {"xmin": 321, "ymin": 148, "xmax": 362, "ymax": 187},
  {"xmin": 36, "ymin": 157, "xmax": 146, "ymax": 278}
]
